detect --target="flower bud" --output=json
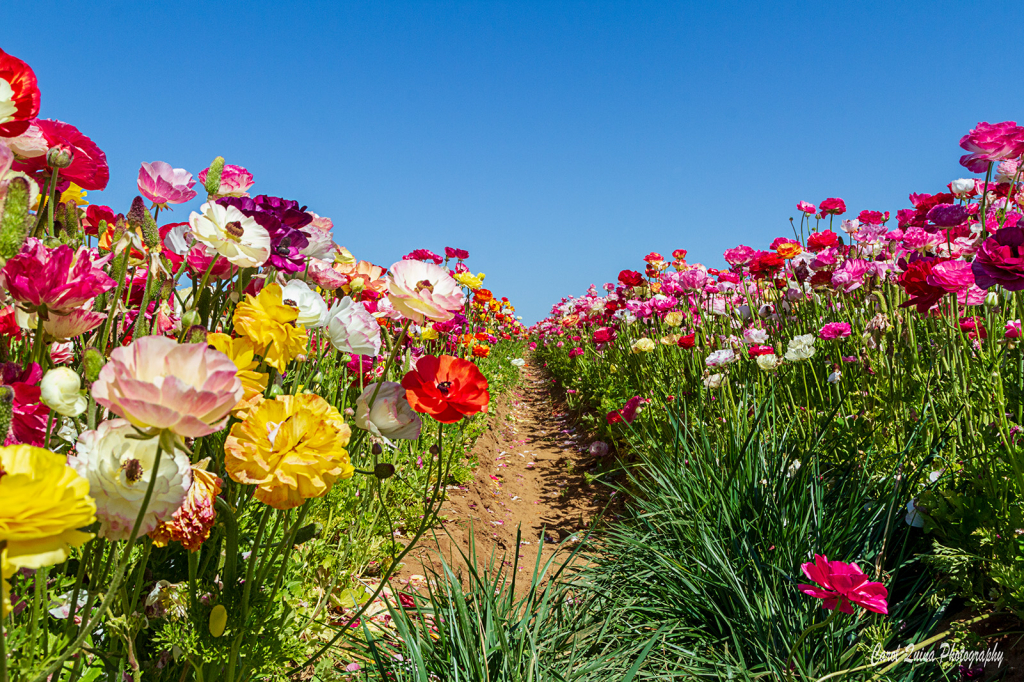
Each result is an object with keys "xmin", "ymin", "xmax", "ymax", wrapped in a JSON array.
[
  {"xmin": 127, "ymin": 196, "xmax": 148, "ymax": 233},
  {"xmin": 371, "ymin": 443, "xmax": 383, "ymax": 455},
  {"xmin": 185, "ymin": 325, "xmax": 209, "ymax": 344},
  {"xmin": 0, "ymin": 177, "xmax": 32, "ymax": 262},
  {"xmin": 46, "ymin": 145, "xmax": 74, "ymax": 169},
  {"xmin": 0, "ymin": 385, "xmax": 13, "ymax": 441},
  {"xmin": 141, "ymin": 205, "xmax": 160, "ymax": 250},
  {"xmin": 40, "ymin": 367, "xmax": 88, "ymax": 417},
  {"xmin": 82, "ymin": 346, "xmax": 106, "ymax": 384},
  {"xmin": 180, "ymin": 309, "xmax": 201, "ymax": 330},
  {"xmin": 985, "ymin": 291, "xmax": 1000, "ymax": 307},
  {"xmin": 374, "ymin": 463, "xmax": 395, "ymax": 479},
  {"xmin": 204, "ymin": 156, "xmax": 225, "ymax": 197}
]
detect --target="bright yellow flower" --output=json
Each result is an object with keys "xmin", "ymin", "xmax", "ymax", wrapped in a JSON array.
[
  {"xmin": 420, "ymin": 326, "xmax": 439, "ymax": 341},
  {"xmin": 59, "ymin": 183, "xmax": 88, "ymax": 206},
  {"xmin": 454, "ymin": 271, "xmax": 486, "ymax": 290},
  {"xmin": 224, "ymin": 394, "xmax": 353, "ymax": 510},
  {"xmin": 207, "ymin": 332, "xmax": 269, "ymax": 403},
  {"xmin": 664, "ymin": 311, "xmax": 684, "ymax": 327},
  {"xmin": 232, "ymin": 283, "xmax": 308, "ymax": 372},
  {"xmin": 334, "ymin": 246, "xmax": 356, "ymax": 266},
  {"xmin": 0, "ymin": 446, "xmax": 96, "ymax": 575}
]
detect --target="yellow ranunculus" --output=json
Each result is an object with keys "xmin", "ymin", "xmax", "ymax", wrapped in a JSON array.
[
  {"xmin": 232, "ymin": 283, "xmax": 309, "ymax": 372},
  {"xmin": 59, "ymin": 183, "xmax": 89, "ymax": 207},
  {"xmin": 420, "ymin": 326, "xmax": 439, "ymax": 341},
  {"xmin": 631, "ymin": 338, "xmax": 656, "ymax": 353},
  {"xmin": 0, "ymin": 446, "xmax": 96, "ymax": 584},
  {"xmin": 224, "ymin": 394, "xmax": 353, "ymax": 510},
  {"xmin": 454, "ymin": 271, "xmax": 486, "ymax": 290},
  {"xmin": 207, "ymin": 332, "xmax": 269, "ymax": 403},
  {"xmin": 664, "ymin": 311, "xmax": 684, "ymax": 327}
]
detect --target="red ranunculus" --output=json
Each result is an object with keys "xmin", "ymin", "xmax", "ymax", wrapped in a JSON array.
[
  {"xmin": 819, "ymin": 198, "xmax": 846, "ymax": 216},
  {"xmin": 0, "ymin": 49, "xmax": 41, "ymax": 137},
  {"xmin": 13, "ymin": 119, "xmax": 109, "ymax": 190},
  {"xmin": 677, "ymin": 333, "xmax": 696, "ymax": 349},
  {"xmin": 806, "ymin": 230, "xmax": 839, "ymax": 253},
  {"xmin": 618, "ymin": 270, "xmax": 644, "ymax": 287},
  {"xmin": 402, "ymin": 355, "xmax": 489, "ymax": 423}
]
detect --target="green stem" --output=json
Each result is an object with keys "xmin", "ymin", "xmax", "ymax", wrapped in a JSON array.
[{"xmin": 786, "ymin": 608, "xmax": 840, "ymax": 677}]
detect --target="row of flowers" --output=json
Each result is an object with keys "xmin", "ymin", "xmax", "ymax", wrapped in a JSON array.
[{"xmin": 0, "ymin": 45, "xmax": 526, "ymax": 681}]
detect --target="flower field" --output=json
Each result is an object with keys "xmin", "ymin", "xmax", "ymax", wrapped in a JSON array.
[{"xmin": 2, "ymin": 39, "xmax": 1024, "ymax": 681}]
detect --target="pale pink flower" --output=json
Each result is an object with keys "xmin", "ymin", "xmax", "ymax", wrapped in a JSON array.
[
  {"xmin": 198, "ymin": 164, "xmax": 254, "ymax": 198},
  {"xmin": 387, "ymin": 260, "xmax": 466, "ymax": 323},
  {"xmin": 307, "ymin": 212, "xmax": 334, "ymax": 231},
  {"xmin": 831, "ymin": 259, "xmax": 871, "ymax": 294},
  {"xmin": 137, "ymin": 161, "xmax": 198, "ymax": 206},
  {"xmin": 92, "ymin": 336, "xmax": 243, "ymax": 438},
  {"xmin": 307, "ymin": 258, "xmax": 349, "ymax": 290},
  {"xmin": 43, "ymin": 308, "xmax": 106, "ymax": 340},
  {"xmin": 798, "ymin": 554, "xmax": 888, "ymax": 614},
  {"xmin": 325, "ymin": 297, "xmax": 382, "ymax": 356}
]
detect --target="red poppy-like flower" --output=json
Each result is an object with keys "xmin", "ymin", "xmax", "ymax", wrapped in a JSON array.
[
  {"xmin": 819, "ymin": 198, "xmax": 846, "ymax": 216},
  {"xmin": 14, "ymin": 119, "xmax": 109, "ymax": 190},
  {"xmin": 798, "ymin": 554, "xmax": 888, "ymax": 614},
  {"xmin": 402, "ymin": 355, "xmax": 489, "ymax": 423},
  {"xmin": 899, "ymin": 257, "xmax": 949, "ymax": 313},
  {"xmin": 402, "ymin": 248, "xmax": 443, "ymax": 265},
  {"xmin": 0, "ymin": 49, "xmax": 41, "ymax": 138},
  {"xmin": 677, "ymin": 333, "xmax": 696, "ymax": 349},
  {"xmin": 0, "ymin": 306, "xmax": 21, "ymax": 342},
  {"xmin": 806, "ymin": 230, "xmax": 839, "ymax": 253},
  {"xmin": 1, "ymin": 362, "xmax": 48, "ymax": 446},
  {"xmin": 472, "ymin": 344, "xmax": 490, "ymax": 358},
  {"xmin": 748, "ymin": 251, "xmax": 785, "ymax": 280},
  {"xmin": 672, "ymin": 249, "xmax": 687, "ymax": 261},
  {"xmin": 82, "ymin": 205, "xmax": 117, "ymax": 236},
  {"xmin": 474, "ymin": 288, "xmax": 494, "ymax": 303},
  {"xmin": 618, "ymin": 270, "xmax": 644, "ymax": 287}
]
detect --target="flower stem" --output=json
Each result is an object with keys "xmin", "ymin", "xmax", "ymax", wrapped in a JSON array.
[{"xmin": 785, "ymin": 608, "xmax": 841, "ymax": 677}]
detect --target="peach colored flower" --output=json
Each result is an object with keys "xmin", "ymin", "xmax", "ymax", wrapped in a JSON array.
[
  {"xmin": 92, "ymin": 336, "xmax": 243, "ymax": 438},
  {"xmin": 387, "ymin": 260, "xmax": 466, "ymax": 323}
]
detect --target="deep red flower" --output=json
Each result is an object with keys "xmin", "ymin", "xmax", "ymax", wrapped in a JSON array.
[
  {"xmin": 806, "ymin": 230, "xmax": 839, "ymax": 253},
  {"xmin": 444, "ymin": 247, "xmax": 469, "ymax": 260},
  {"xmin": 13, "ymin": 119, "xmax": 109, "ymax": 190},
  {"xmin": 1, "ymin": 362, "xmax": 48, "ymax": 446},
  {"xmin": 618, "ymin": 270, "xmax": 644, "ymax": 287},
  {"xmin": 402, "ymin": 355, "xmax": 489, "ymax": 423},
  {"xmin": 677, "ymin": 333, "xmax": 696, "ymax": 349},
  {"xmin": 819, "ymin": 198, "xmax": 846, "ymax": 216},
  {"xmin": 606, "ymin": 396, "xmax": 642, "ymax": 425},
  {"xmin": 0, "ymin": 306, "xmax": 21, "ymax": 342},
  {"xmin": 592, "ymin": 327, "xmax": 616, "ymax": 344},
  {"xmin": 672, "ymin": 249, "xmax": 687, "ymax": 260},
  {"xmin": 898, "ymin": 258, "xmax": 949, "ymax": 313},
  {"xmin": 857, "ymin": 210, "xmax": 888, "ymax": 225},
  {"xmin": 82, "ymin": 205, "xmax": 117, "ymax": 236},
  {"xmin": 748, "ymin": 251, "xmax": 785, "ymax": 280},
  {"xmin": 0, "ymin": 49, "xmax": 41, "ymax": 137}
]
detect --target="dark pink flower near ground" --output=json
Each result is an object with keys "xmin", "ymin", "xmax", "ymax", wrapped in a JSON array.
[
  {"xmin": 607, "ymin": 396, "xmax": 642, "ymax": 424},
  {"xmin": 972, "ymin": 225, "xmax": 1024, "ymax": 291},
  {"xmin": 959, "ymin": 121, "xmax": 1024, "ymax": 173},
  {"xmin": 797, "ymin": 554, "xmax": 888, "ymax": 614},
  {"xmin": 806, "ymin": 230, "xmax": 839, "ymax": 253},
  {"xmin": 819, "ymin": 322, "xmax": 852, "ymax": 340},
  {"xmin": 0, "ymin": 238, "xmax": 115, "ymax": 315},
  {"xmin": 796, "ymin": 201, "xmax": 816, "ymax": 214},
  {"xmin": 1006, "ymin": 320, "xmax": 1022, "ymax": 339},
  {"xmin": 137, "ymin": 161, "xmax": 198, "ymax": 206},
  {"xmin": 592, "ymin": 327, "xmax": 616, "ymax": 344},
  {"xmin": 444, "ymin": 247, "xmax": 469, "ymax": 260},
  {"xmin": 1, "ymin": 362, "xmax": 48, "ymax": 446},
  {"xmin": 819, "ymin": 198, "xmax": 846, "ymax": 216}
]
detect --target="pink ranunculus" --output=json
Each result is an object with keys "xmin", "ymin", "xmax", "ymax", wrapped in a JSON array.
[
  {"xmin": 678, "ymin": 268, "xmax": 709, "ymax": 292},
  {"xmin": 830, "ymin": 259, "xmax": 870, "ymax": 294},
  {"xmin": 186, "ymin": 243, "xmax": 238, "ymax": 281},
  {"xmin": 1006, "ymin": 319, "xmax": 1022, "ymax": 339},
  {"xmin": 198, "ymin": 164, "xmax": 254, "ymax": 198},
  {"xmin": 306, "ymin": 212, "xmax": 333, "ymax": 232},
  {"xmin": 798, "ymin": 554, "xmax": 888, "ymax": 614},
  {"xmin": 592, "ymin": 327, "xmax": 616, "ymax": 344},
  {"xmin": 306, "ymin": 258, "xmax": 349, "ymax": 290},
  {"xmin": 797, "ymin": 201, "xmax": 816, "ymax": 214},
  {"xmin": 819, "ymin": 198, "xmax": 847, "ymax": 216},
  {"xmin": 569, "ymin": 347, "xmax": 584, "ymax": 358},
  {"xmin": 137, "ymin": 161, "xmax": 198, "ymax": 206},
  {"xmin": 386, "ymin": 260, "xmax": 466, "ymax": 323},
  {"xmin": 959, "ymin": 121, "xmax": 1024, "ymax": 173},
  {"xmin": 92, "ymin": 336, "xmax": 243, "ymax": 438},
  {"xmin": 1, "ymin": 362, "xmax": 48, "ymax": 446},
  {"xmin": 0, "ymin": 238, "xmax": 115, "ymax": 315},
  {"xmin": 42, "ymin": 308, "xmax": 106, "ymax": 340},
  {"xmin": 445, "ymin": 247, "xmax": 469, "ymax": 260},
  {"xmin": 818, "ymin": 322, "xmax": 852, "ymax": 340},
  {"xmin": 723, "ymin": 245, "xmax": 755, "ymax": 267},
  {"xmin": 926, "ymin": 260, "xmax": 975, "ymax": 294}
]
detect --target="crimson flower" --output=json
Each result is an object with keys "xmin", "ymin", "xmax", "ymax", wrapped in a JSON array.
[
  {"xmin": 444, "ymin": 247, "xmax": 469, "ymax": 260},
  {"xmin": 972, "ymin": 224, "xmax": 1024, "ymax": 291},
  {"xmin": 819, "ymin": 198, "xmax": 846, "ymax": 216},
  {"xmin": 618, "ymin": 270, "xmax": 644, "ymax": 287},
  {"xmin": 592, "ymin": 327, "xmax": 616, "ymax": 344},
  {"xmin": 13, "ymin": 119, "xmax": 109, "ymax": 190},
  {"xmin": 606, "ymin": 396, "xmax": 642, "ymax": 425},
  {"xmin": 677, "ymin": 333, "xmax": 696, "ymax": 349},
  {"xmin": 0, "ymin": 239, "xmax": 115, "ymax": 316},
  {"xmin": 1, "ymin": 362, "xmax": 48, "ymax": 446},
  {"xmin": 857, "ymin": 210, "xmax": 888, "ymax": 225},
  {"xmin": 643, "ymin": 252, "xmax": 664, "ymax": 263},
  {"xmin": 403, "ymin": 249, "xmax": 444, "ymax": 265},
  {"xmin": 898, "ymin": 257, "xmax": 949, "ymax": 312},
  {"xmin": 806, "ymin": 230, "xmax": 839, "ymax": 253},
  {"xmin": 798, "ymin": 554, "xmax": 888, "ymax": 614},
  {"xmin": 0, "ymin": 49, "xmax": 41, "ymax": 137}
]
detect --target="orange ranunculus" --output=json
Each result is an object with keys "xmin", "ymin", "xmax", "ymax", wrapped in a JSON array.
[
  {"xmin": 460, "ymin": 333, "xmax": 474, "ymax": 346},
  {"xmin": 475, "ymin": 288, "xmax": 493, "ymax": 303},
  {"xmin": 474, "ymin": 332, "xmax": 489, "ymax": 341},
  {"xmin": 777, "ymin": 242, "xmax": 803, "ymax": 259},
  {"xmin": 401, "ymin": 355, "xmax": 489, "ymax": 423},
  {"xmin": 472, "ymin": 344, "xmax": 490, "ymax": 358}
]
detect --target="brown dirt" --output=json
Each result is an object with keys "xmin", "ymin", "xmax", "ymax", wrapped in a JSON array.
[{"xmin": 394, "ymin": 358, "xmax": 613, "ymax": 592}]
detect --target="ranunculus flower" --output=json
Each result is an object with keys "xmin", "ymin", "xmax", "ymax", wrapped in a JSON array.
[
  {"xmin": 705, "ymin": 349, "xmax": 737, "ymax": 366},
  {"xmin": 403, "ymin": 248, "xmax": 443, "ymax": 264},
  {"xmin": 723, "ymin": 245, "xmax": 755, "ymax": 267},
  {"xmin": 1006, "ymin": 319, "xmax": 1022, "ymax": 339},
  {"xmin": 618, "ymin": 270, "xmax": 644, "ymax": 287},
  {"xmin": 387, "ymin": 260, "xmax": 466, "ymax": 323},
  {"xmin": 607, "ymin": 396, "xmax": 642, "ymax": 424},
  {"xmin": 281, "ymin": 279, "xmax": 328, "ymax": 328},
  {"xmin": 42, "ymin": 308, "xmax": 106, "ymax": 340},
  {"xmin": 818, "ymin": 322, "xmax": 852, "ymax": 340},
  {"xmin": 0, "ymin": 239, "xmax": 115, "ymax": 316},
  {"xmin": 593, "ymin": 327, "xmax": 616, "ymax": 344},
  {"xmin": 355, "ymin": 382, "xmax": 422, "ymax": 440},
  {"xmin": 959, "ymin": 121, "xmax": 1024, "ymax": 173},
  {"xmin": 224, "ymin": 394, "xmax": 354, "ymax": 510},
  {"xmin": 819, "ymin": 198, "xmax": 846, "ymax": 216},
  {"xmin": 927, "ymin": 260, "xmax": 984, "ymax": 305},
  {"xmin": 445, "ymin": 247, "xmax": 469, "ymax": 260},
  {"xmin": 0, "ymin": 445, "xmax": 95, "ymax": 573},
  {"xmin": 784, "ymin": 334, "xmax": 816, "ymax": 362},
  {"xmin": 92, "ymin": 336, "xmax": 243, "ymax": 438},
  {"xmin": 137, "ymin": 161, "xmax": 198, "ymax": 206},
  {"xmin": 678, "ymin": 333, "xmax": 696, "ymax": 349},
  {"xmin": 186, "ymin": 242, "xmax": 238, "ymax": 281},
  {"xmin": 233, "ymin": 283, "xmax": 309, "ymax": 371},
  {"xmin": 189, "ymin": 201, "xmax": 270, "ymax": 268},
  {"xmin": 401, "ymin": 355, "xmax": 489, "ymax": 423},
  {"xmin": 325, "ymin": 296, "xmax": 381, "ymax": 356},
  {"xmin": 198, "ymin": 163, "xmax": 254, "ymax": 198},
  {"xmin": 949, "ymin": 178, "xmax": 978, "ymax": 196},
  {"xmin": 972, "ymin": 225, "xmax": 1024, "ymax": 291},
  {"xmin": 798, "ymin": 554, "xmax": 888, "ymax": 614},
  {"xmin": 806, "ymin": 230, "xmax": 839, "ymax": 253},
  {"xmin": 12, "ymin": 119, "xmax": 109, "ymax": 190},
  {"xmin": 756, "ymin": 353, "xmax": 782, "ymax": 371},
  {"xmin": 631, "ymin": 337, "xmax": 656, "ymax": 353},
  {"xmin": 926, "ymin": 204, "xmax": 967, "ymax": 227},
  {"xmin": 857, "ymin": 210, "xmax": 888, "ymax": 225},
  {"xmin": 0, "ymin": 49, "xmax": 41, "ymax": 138},
  {"xmin": 796, "ymin": 201, "xmax": 816, "ymax": 214},
  {"xmin": 39, "ymin": 367, "xmax": 86, "ymax": 417},
  {"xmin": 71, "ymin": 419, "xmax": 192, "ymax": 540},
  {"xmin": 149, "ymin": 458, "xmax": 222, "ymax": 551}
]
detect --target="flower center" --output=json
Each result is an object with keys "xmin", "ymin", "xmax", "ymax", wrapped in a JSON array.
[
  {"xmin": 415, "ymin": 279, "xmax": 434, "ymax": 293},
  {"xmin": 122, "ymin": 458, "xmax": 144, "ymax": 483},
  {"xmin": 436, "ymin": 381, "xmax": 452, "ymax": 395},
  {"xmin": 276, "ymin": 235, "xmax": 292, "ymax": 256},
  {"xmin": 224, "ymin": 221, "xmax": 245, "ymax": 241}
]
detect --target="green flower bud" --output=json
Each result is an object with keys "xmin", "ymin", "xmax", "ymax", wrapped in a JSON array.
[
  {"xmin": 82, "ymin": 347, "xmax": 106, "ymax": 384},
  {"xmin": 141, "ymin": 203, "xmax": 160, "ymax": 250},
  {"xmin": 204, "ymin": 156, "xmax": 225, "ymax": 197},
  {"xmin": 185, "ymin": 325, "xmax": 208, "ymax": 344},
  {"xmin": 0, "ymin": 385, "xmax": 13, "ymax": 442},
  {"xmin": 0, "ymin": 177, "xmax": 32, "ymax": 261},
  {"xmin": 180, "ymin": 309, "xmax": 201, "ymax": 330},
  {"xmin": 46, "ymin": 145, "xmax": 74, "ymax": 169}
]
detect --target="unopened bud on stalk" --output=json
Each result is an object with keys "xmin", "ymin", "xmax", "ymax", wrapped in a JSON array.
[
  {"xmin": 180, "ymin": 309, "xmax": 201, "ymax": 330},
  {"xmin": 185, "ymin": 325, "xmax": 208, "ymax": 344},
  {"xmin": 0, "ymin": 177, "xmax": 32, "ymax": 261},
  {"xmin": 127, "ymin": 196, "xmax": 148, "ymax": 233},
  {"xmin": 62, "ymin": 201, "xmax": 82, "ymax": 240},
  {"xmin": 0, "ymin": 385, "xmax": 13, "ymax": 442},
  {"xmin": 82, "ymin": 347, "xmax": 105, "ymax": 384},
  {"xmin": 985, "ymin": 291, "xmax": 1000, "ymax": 307},
  {"xmin": 46, "ymin": 145, "xmax": 74, "ymax": 169},
  {"xmin": 141, "ymin": 205, "xmax": 160, "ymax": 250},
  {"xmin": 429, "ymin": 445, "xmax": 439, "ymax": 455},
  {"xmin": 112, "ymin": 215, "xmax": 127, "ymax": 242},
  {"xmin": 371, "ymin": 443, "xmax": 382, "ymax": 455},
  {"xmin": 204, "ymin": 156, "xmax": 225, "ymax": 197},
  {"xmin": 374, "ymin": 463, "xmax": 395, "ymax": 479}
]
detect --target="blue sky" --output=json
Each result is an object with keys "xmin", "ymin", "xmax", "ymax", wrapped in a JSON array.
[{"xmin": 6, "ymin": 1, "xmax": 1024, "ymax": 323}]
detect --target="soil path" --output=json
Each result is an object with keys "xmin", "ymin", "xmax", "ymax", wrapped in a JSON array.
[{"xmin": 396, "ymin": 359, "xmax": 611, "ymax": 592}]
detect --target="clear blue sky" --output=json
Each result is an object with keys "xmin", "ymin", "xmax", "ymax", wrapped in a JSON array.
[{"xmin": 6, "ymin": 1, "xmax": 1023, "ymax": 323}]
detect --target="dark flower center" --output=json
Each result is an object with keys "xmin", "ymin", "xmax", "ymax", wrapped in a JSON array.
[
  {"xmin": 225, "ymin": 221, "xmax": 245, "ymax": 240},
  {"xmin": 276, "ymin": 235, "xmax": 292, "ymax": 256},
  {"xmin": 415, "ymin": 279, "xmax": 434, "ymax": 293},
  {"xmin": 436, "ymin": 381, "xmax": 452, "ymax": 395},
  {"xmin": 123, "ymin": 458, "xmax": 144, "ymax": 483}
]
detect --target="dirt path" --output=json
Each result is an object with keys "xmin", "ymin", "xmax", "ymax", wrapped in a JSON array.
[{"xmin": 396, "ymin": 358, "xmax": 611, "ymax": 592}]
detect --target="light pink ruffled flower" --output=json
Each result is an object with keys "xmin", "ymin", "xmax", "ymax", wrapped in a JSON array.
[
  {"xmin": 92, "ymin": 336, "xmax": 243, "ymax": 438},
  {"xmin": 43, "ymin": 308, "xmax": 106, "ymax": 340},
  {"xmin": 798, "ymin": 554, "xmax": 888, "ymax": 614},
  {"xmin": 723, "ymin": 245, "xmax": 755, "ymax": 267},
  {"xmin": 198, "ymin": 164, "xmax": 254, "ymax": 198},
  {"xmin": 137, "ymin": 161, "xmax": 198, "ymax": 206},
  {"xmin": 387, "ymin": 260, "xmax": 466, "ymax": 323},
  {"xmin": 0, "ymin": 238, "xmax": 115, "ymax": 315}
]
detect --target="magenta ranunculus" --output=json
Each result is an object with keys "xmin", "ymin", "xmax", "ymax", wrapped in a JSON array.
[
  {"xmin": 819, "ymin": 198, "xmax": 847, "ymax": 216},
  {"xmin": 137, "ymin": 161, "xmax": 198, "ymax": 206},
  {"xmin": 797, "ymin": 201, "xmax": 816, "ymax": 214},
  {"xmin": 818, "ymin": 322, "xmax": 852, "ymax": 340},
  {"xmin": 798, "ymin": 554, "xmax": 888, "ymax": 615},
  {"xmin": 445, "ymin": 247, "xmax": 470, "ymax": 260},
  {"xmin": 959, "ymin": 121, "xmax": 1024, "ymax": 173},
  {"xmin": 972, "ymin": 225, "xmax": 1024, "ymax": 291},
  {"xmin": 0, "ymin": 238, "xmax": 115, "ymax": 315},
  {"xmin": 198, "ymin": 164, "xmax": 254, "ymax": 198},
  {"xmin": 927, "ymin": 260, "xmax": 975, "ymax": 293},
  {"xmin": 723, "ymin": 245, "xmax": 755, "ymax": 267}
]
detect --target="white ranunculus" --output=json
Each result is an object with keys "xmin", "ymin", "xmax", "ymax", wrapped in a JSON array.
[
  {"xmin": 281, "ymin": 279, "xmax": 328, "ymax": 328},
  {"xmin": 784, "ymin": 334, "xmax": 816, "ymax": 362},
  {"xmin": 325, "ymin": 297, "xmax": 382, "ymax": 356},
  {"xmin": 742, "ymin": 327, "xmax": 768, "ymax": 345},
  {"xmin": 299, "ymin": 225, "xmax": 337, "ymax": 260},
  {"xmin": 354, "ymin": 382, "xmax": 422, "ymax": 440},
  {"xmin": 756, "ymin": 353, "xmax": 782, "ymax": 371},
  {"xmin": 510, "ymin": 358, "xmax": 526, "ymax": 367},
  {"xmin": 950, "ymin": 178, "xmax": 975, "ymax": 195},
  {"xmin": 189, "ymin": 201, "xmax": 270, "ymax": 268},
  {"xmin": 703, "ymin": 373, "xmax": 724, "ymax": 389},
  {"xmin": 39, "ymin": 368, "xmax": 87, "ymax": 417},
  {"xmin": 70, "ymin": 420, "xmax": 192, "ymax": 540},
  {"xmin": 631, "ymin": 338, "xmax": 656, "ymax": 353},
  {"xmin": 705, "ymin": 349, "xmax": 737, "ymax": 367}
]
